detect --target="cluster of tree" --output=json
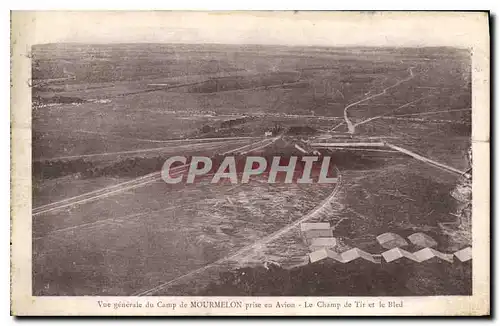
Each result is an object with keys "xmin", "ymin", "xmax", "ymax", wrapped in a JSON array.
[
  {"xmin": 285, "ymin": 126, "xmax": 318, "ymax": 136},
  {"xmin": 199, "ymin": 117, "xmax": 253, "ymax": 135},
  {"xmin": 220, "ymin": 117, "xmax": 250, "ymax": 129},
  {"xmin": 197, "ymin": 127, "xmax": 251, "ymax": 138},
  {"xmin": 200, "ymin": 125, "xmax": 216, "ymax": 134}
]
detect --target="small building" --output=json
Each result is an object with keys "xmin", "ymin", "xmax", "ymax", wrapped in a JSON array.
[
  {"xmin": 264, "ymin": 131, "xmax": 273, "ymax": 137},
  {"xmin": 309, "ymin": 248, "xmax": 339, "ymax": 264},
  {"xmin": 454, "ymin": 247, "xmax": 472, "ymax": 262},
  {"xmin": 303, "ymin": 229, "xmax": 334, "ymax": 243},
  {"xmin": 308, "ymin": 247, "xmax": 379, "ymax": 264},
  {"xmin": 413, "ymin": 248, "xmax": 454, "ymax": 263},
  {"xmin": 301, "ymin": 222, "xmax": 333, "ymax": 244},
  {"xmin": 340, "ymin": 248, "xmax": 380, "ymax": 264},
  {"xmin": 300, "ymin": 222, "xmax": 331, "ymax": 233},
  {"xmin": 309, "ymin": 237, "xmax": 337, "ymax": 252},
  {"xmin": 376, "ymin": 232, "xmax": 408, "ymax": 249},
  {"xmin": 382, "ymin": 247, "xmax": 418, "ymax": 263},
  {"xmin": 407, "ymin": 233, "xmax": 438, "ymax": 248}
]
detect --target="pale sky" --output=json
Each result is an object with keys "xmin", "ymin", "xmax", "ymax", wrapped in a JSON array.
[{"xmin": 13, "ymin": 11, "xmax": 488, "ymax": 48}]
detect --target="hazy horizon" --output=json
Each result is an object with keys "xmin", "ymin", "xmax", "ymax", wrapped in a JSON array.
[
  {"xmin": 32, "ymin": 42, "xmax": 471, "ymax": 50},
  {"xmin": 17, "ymin": 11, "xmax": 486, "ymax": 48}
]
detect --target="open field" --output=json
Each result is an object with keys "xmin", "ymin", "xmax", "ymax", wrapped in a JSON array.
[
  {"xmin": 33, "ymin": 177, "xmax": 334, "ymax": 295},
  {"xmin": 152, "ymin": 152, "xmax": 471, "ymax": 296},
  {"xmin": 32, "ymin": 44, "xmax": 471, "ymax": 296}
]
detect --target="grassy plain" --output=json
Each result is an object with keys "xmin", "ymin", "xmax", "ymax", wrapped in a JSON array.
[{"xmin": 32, "ymin": 44, "xmax": 471, "ymax": 295}]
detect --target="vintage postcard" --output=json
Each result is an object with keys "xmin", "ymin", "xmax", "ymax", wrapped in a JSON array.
[{"xmin": 11, "ymin": 11, "xmax": 490, "ymax": 316}]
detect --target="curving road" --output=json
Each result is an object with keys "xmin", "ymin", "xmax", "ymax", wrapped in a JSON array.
[{"xmin": 332, "ymin": 67, "xmax": 416, "ymax": 133}]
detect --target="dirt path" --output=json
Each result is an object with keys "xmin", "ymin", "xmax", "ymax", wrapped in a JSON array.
[
  {"xmin": 33, "ymin": 137, "xmax": 281, "ymax": 216},
  {"xmin": 389, "ymin": 108, "xmax": 471, "ymax": 118},
  {"xmin": 353, "ymin": 94, "xmax": 431, "ymax": 128},
  {"xmin": 333, "ymin": 67, "xmax": 416, "ymax": 133},
  {"xmin": 35, "ymin": 138, "xmax": 254, "ymax": 162}
]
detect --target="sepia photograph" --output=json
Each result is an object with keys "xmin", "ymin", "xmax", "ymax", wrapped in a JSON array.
[{"xmin": 10, "ymin": 11, "xmax": 490, "ymax": 316}]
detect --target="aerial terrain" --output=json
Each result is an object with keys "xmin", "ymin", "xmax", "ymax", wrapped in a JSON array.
[{"xmin": 32, "ymin": 43, "xmax": 472, "ymax": 296}]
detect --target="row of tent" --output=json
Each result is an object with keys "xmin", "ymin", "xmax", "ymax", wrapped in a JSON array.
[
  {"xmin": 300, "ymin": 223, "xmax": 472, "ymax": 264},
  {"xmin": 309, "ymin": 246, "xmax": 472, "ymax": 264}
]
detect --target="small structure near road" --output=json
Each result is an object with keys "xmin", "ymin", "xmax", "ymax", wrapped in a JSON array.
[
  {"xmin": 300, "ymin": 222, "xmax": 335, "ymax": 245},
  {"xmin": 301, "ymin": 222, "xmax": 331, "ymax": 233},
  {"xmin": 309, "ymin": 237, "xmax": 337, "ymax": 252},
  {"xmin": 303, "ymin": 229, "xmax": 334, "ymax": 243},
  {"xmin": 301, "ymin": 222, "xmax": 337, "ymax": 247},
  {"xmin": 309, "ymin": 248, "xmax": 337, "ymax": 264}
]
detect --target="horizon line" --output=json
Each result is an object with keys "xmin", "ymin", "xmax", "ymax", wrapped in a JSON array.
[{"xmin": 32, "ymin": 42, "xmax": 471, "ymax": 50}]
